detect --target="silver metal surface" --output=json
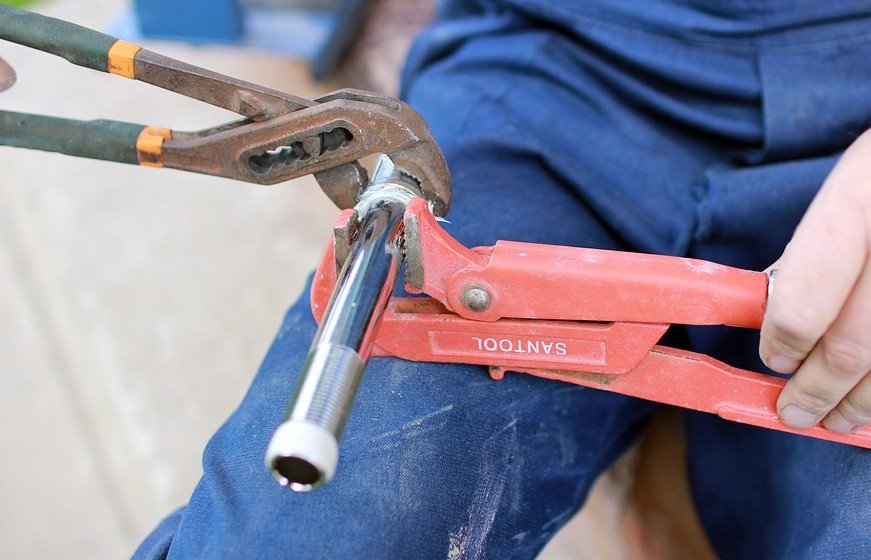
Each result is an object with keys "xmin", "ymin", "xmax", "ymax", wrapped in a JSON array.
[
  {"xmin": 266, "ymin": 155, "xmax": 415, "ymax": 490},
  {"xmin": 289, "ymin": 343, "xmax": 364, "ymax": 435},
  {"xmin": 767, "ymin": 268, "xmax": 777, "ymax": 301},
  {"xmin": 460, "ymin": 285, "xmax": 491, "ymax": 312}
]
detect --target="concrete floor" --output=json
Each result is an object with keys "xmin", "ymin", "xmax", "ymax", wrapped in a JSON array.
[{"xmin": 0, "ymin": 1, "xmax": 624, "ymax": 558}]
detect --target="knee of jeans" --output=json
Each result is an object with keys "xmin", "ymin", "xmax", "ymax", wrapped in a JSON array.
[{"xmin": 343, "ymin": 356, "xmax": 638, "ymax": 474}]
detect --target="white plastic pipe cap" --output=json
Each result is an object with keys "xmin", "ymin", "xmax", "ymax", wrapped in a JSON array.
[{"xmin": 265, "ymin": 420, "xmax": 339, "ymax": 492}]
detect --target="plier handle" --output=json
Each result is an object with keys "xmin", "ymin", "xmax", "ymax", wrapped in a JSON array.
[{"xmin": 0, "ymin": 6, "xmax": 451, "ymax": 215}]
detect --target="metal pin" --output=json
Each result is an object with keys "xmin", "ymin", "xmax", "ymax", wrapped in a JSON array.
[
  {"xmin": 460, "ymin": 285, "xmax": 491, "ymax": 312},
  {"xmin": 767, "ymin": 269, "xmax": 777, "ymax": 301}
]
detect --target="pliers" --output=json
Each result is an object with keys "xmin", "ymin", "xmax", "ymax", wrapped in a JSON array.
[{"xmin": 0, "ymin": 5, "xmax": 451, "ymax": 215}]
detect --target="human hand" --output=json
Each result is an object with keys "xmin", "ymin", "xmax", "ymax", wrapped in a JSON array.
[
  {"xmin": 0, "ymin": 55, "xmax": 14, "ymax": 91},
  {"xmin": 760, "ymin": 129, "xmax": 871, "ymax": 434}
]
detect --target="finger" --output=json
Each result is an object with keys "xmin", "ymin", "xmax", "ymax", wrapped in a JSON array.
[
  {"xmin": 776, "ymin": 261, "xmax": 871, "ymax": 429},
  {"xmin": 760, "ymin": 153, "xmax": 870, "ymax": 373},
  {"xmin": 823, "ymin": 373, "xmax": 871, "ymax": 433},
  {"xmin": 0, "ymin": 56, "xmax": 15, "ymax": 92}
]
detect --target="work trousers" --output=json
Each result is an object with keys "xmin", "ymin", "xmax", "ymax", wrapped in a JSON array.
[{"xmin": 136, "ymin": 1, "xmax": 871, "ymax": 558}]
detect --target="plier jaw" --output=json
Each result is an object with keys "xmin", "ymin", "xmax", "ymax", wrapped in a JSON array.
[{"xmin": 157, "ymin": 90, "xmax": 451, "ymax": 215}]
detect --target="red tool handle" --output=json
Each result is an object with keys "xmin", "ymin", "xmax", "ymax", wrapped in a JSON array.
[
  {"xmin": 451, "ymin": 240, "xmax": 767, "ymax": 327},
  {"xmin": 405, "ymin": 198, "xmax": 768, "ymax": 328},
  {"xmin": 503, "ymin": 348, "xmax": 871, "ymax": 449}
]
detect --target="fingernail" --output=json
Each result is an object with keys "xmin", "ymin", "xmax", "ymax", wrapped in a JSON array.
[
  {"xmin": 780, "ymin": 404, "xmax": 818, "ymax": 429},
  {"xmin": 823, "ymin": 410, "xmax": 856, "ymax": 434},
  {"xmin": 766, "ymin": 354, "xmax": 800, "ymax": 373}
]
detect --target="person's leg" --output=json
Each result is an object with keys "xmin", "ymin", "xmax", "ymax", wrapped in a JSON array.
[
  {"xmin": 136, "ymin": 3, "xmax": 871, "ymax": 558},
  {"xmin": 688, "ymin": 413, "xmax": 871, "ymax": 559},
  {"xmin": 686, "ymin": 157, "xmax": 871, "ymax": 560},
  {"xmin": 134, "ymin": 159, "xmax": 654, "ymax": 560},
  {"xmin": 681, "ymin": 32, "xmax": 871, "ymax": 558}
]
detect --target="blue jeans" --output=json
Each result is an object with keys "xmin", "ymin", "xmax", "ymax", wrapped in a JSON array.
[{"xmin": 135, "ymin": 2, "xmax": 871, "ymax": 558}]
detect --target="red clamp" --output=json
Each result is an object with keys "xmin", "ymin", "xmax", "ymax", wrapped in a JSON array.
[{"xmin": 311, "ymin": 198, "xmax": 871, "ymax": 449}]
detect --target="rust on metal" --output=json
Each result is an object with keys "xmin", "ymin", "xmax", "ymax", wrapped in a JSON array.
[
  {"xmin": 159, "ymin": 89, "xmax": 451, "ymax": 215},
  {"xmin": 107, "ymin": 40, "xmax": 141, "ymax": 79},
  {"xmin": 332, "ymin": 208, "xmax": 358, "ymax": 272},
  {"xmin": 403, "ymin": 213, "xmax": 425, "ymax": 290},
  {"xmin": 133, "ymin": 49, "xmax": 311, "ymax": 120},
  {"xmin": 394, "ymin": 299, "xmax": 449, "ymax": 315},
  {"xmin": 119, "ymin": 47, "xmax": 453, "ymax": 213},
  {"xmin": 314, "ymin": 162, "xmax": 368, "ymax": 210},
  {"xmin": 0, "ymin": 12, "xmax": 452, "ymax": 215}
]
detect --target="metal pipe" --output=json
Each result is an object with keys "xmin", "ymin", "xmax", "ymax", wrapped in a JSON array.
[{"xmin": 265, "ymin": 156, "xmax": 417, "ymax": 491}]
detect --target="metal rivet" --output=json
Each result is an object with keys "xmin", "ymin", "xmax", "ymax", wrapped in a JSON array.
[
  {"xmin": 303, "ymin": 135, "xmax": 323, "ymax": 157},
  {"xmin": 460, "ymin": 285, "xmax": 491, "ymax": 311},
  {"xmin": 767, "ymin": 268, "xmax": 777, "ymax": 300}
]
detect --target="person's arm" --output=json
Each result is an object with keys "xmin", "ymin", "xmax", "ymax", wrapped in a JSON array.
[{"xmin": 760, "ymin": 129, "xmax": 871, "ymax": 434}]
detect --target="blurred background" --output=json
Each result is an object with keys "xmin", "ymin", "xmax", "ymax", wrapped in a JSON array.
[{"xmin": 0, "ymin": 1, "xmax": 704, "ymax": 558}]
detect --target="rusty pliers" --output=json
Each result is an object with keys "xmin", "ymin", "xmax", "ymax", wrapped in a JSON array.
[{"xmin": 0, "ymin": 5, "xmax": 451, "ymax": 215}]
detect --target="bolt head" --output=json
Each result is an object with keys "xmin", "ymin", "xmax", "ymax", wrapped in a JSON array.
[{"xmin": 460, "ymin": 285, "xmax": 491, "ymax": 311}]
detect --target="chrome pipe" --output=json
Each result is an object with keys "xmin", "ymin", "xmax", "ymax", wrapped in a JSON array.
[{"xmin": 265, "ymin": 156, "xmax": 417, "ymax": 491}]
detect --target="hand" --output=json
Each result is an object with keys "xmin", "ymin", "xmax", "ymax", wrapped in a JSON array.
[
  {"xmin": 760, "ymin": 129, "xmax": 871, "ymax": 434},
  {"xmin": 0, "ymin": 55, "xmax": 14, "ymax": 91}
]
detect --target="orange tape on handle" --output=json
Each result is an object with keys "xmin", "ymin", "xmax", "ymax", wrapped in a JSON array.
[
  {"xmin": 136, "ymin": 126, "xmax": 172, "ymax": 167},
  {"xmin": 107, "ymin": 40, "xmax": 141, "ymax": 79}
]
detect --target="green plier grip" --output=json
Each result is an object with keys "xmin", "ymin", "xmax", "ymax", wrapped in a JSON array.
[
  {"xmin": 0, "ymin": 5, "xmax": 309, "ymax": 167},
  {"xmin": 0, "ymin": 5, "xmax": 120, "ymax": 73}
]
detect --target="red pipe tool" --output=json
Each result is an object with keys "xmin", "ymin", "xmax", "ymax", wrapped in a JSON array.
[{"xmin": 312, "ymin": 197, "xmax": 871, "ymax": 449}]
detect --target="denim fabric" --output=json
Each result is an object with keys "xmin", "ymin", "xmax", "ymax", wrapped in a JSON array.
[{"xmin": 135, "ymin": 2, "xmax": 871, "ymax": 559}]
